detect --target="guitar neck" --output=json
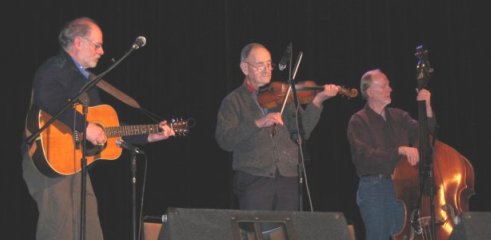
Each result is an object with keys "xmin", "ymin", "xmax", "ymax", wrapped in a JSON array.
[{"xmin": 106, "ymin": 124, "xmax": 160, "ymax": 138}]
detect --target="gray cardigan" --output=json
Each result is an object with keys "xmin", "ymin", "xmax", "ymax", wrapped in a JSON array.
[{"xmin": 215, "ymin": 83, "xmax": 323, "ymax": 177}]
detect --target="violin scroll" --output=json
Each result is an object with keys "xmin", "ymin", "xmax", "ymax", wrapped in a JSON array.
[{"xmin": 338, "ymin": 86, "xmax": 358, "ymax": 98}]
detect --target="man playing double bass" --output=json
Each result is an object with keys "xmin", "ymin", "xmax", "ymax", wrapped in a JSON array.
[{"xmin": 347, "ymin": 69, "xmax": 436, "ymax": 240}]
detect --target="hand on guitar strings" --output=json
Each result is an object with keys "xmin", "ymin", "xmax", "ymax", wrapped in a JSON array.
[
  {"xmin": 86, "ymin": 122, "xmax": 107, "ymax": 146},
  {"xmin": 147, "ymin": 120, "xmax": 176, "ymax": 142}
]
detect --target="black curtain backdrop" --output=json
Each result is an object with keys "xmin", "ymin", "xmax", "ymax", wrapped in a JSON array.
[{"xmin": 2, "ymin": 1, "xmax": 490, "ymax": 239}]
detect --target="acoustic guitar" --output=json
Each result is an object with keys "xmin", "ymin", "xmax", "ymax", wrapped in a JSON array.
[{"xmin": 24, "ymin": 104, "xmax": 189, "ymax": 177}]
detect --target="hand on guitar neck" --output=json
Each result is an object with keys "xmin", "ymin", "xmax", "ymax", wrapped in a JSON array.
[
  {"xmin": 86, "ymin": 117, "xmax": 177, "ymax": 145},
  {"xmin": 147, "ymin": 120, "xmax": 176, "ymax": 142}
]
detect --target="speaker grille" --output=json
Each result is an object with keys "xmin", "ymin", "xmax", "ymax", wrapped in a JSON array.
[
  {"xmin": 159, "ymin": 208, "xmax": 352, "ymax": 240},
  {"xmin": 450, "ymin": 212, "xmax": 491, "ymax": 240}
]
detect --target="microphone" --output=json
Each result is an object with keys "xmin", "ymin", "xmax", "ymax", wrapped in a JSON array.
[
  {"xmin": 278, "ymin": 42, "xmax": 292, "ymax": 71},
  {"xmin": 132, "ymin": 36, "xmax": 147, "ymax": 50},
  {"xmin": 116, "ymin": 140, "xmax": 144, "ymax": 154}
]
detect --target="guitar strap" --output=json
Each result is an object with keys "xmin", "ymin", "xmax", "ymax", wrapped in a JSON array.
[
  {"xmin": 23, "ymin": 72, "xmax": 142, "ymax": 144},
  {"xmin": 89, "ymin": 73, "xmax": 141, "ymax": 109}
]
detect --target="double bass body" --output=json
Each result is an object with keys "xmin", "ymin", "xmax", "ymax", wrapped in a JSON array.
[{"xmin": 393, "ymin": 140, "xmax": 475, "ymax": 240}]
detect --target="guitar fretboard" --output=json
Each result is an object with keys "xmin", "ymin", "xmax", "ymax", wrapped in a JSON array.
[{"xmin": 106, "ymin": 124, "xmax": 160, "ymax": 137}]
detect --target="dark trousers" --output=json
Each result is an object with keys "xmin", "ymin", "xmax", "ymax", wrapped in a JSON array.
[
  {"xmin": 233, "ymin": 171, "xmax": 299, "ymax": 211},
  {"xmin": 22, "ymin": 151, "xmax": 104, "ymax": 240}
]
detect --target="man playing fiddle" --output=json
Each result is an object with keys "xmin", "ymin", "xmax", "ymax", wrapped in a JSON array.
[{"xmin": 215, "ymin": 42, "xmax": 339, "ymax": 211}]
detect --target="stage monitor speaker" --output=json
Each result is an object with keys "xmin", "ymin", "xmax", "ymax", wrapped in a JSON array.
[
  {"xmin": 158, "ymin": 208, "xmax": 352, "ymax": 240},
  {"xmin": 449, "ymin": 212, "xmax": 491, "ymax": 240}
]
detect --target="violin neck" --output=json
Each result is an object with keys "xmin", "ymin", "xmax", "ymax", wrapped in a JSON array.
[
  {"xmin": 297, "ymin": 85, "xmax": 358, "ymax": 98},
  {"xmin": 300, "ymin": 85, "xmax": 358, "ymax": 98},
  {"xmin": 297, "ymin": 86, "xmax": 323, "ymax": 91}
]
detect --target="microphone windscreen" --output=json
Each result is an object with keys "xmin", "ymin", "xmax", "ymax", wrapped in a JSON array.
[{"xmin": 135, "ymin": 36, "xmax": 147, "ymax": 48}]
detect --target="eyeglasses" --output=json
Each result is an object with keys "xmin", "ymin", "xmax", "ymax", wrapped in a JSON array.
[
  {"xmin": 82, "ymin": 37, "xmax": 103, "ymax": 50},
  {"xmin": 246, "ymin": 61, "xmax": 276, "ymax": 71}
]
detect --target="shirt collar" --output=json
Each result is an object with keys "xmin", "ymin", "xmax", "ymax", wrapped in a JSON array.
[
  {"xmin": 244, "ymin": 80, "xmax": 257, "ymax": 93},
  {"xmin": 71, "ymin": 56, "xmax": 90, "ymax": 80}
]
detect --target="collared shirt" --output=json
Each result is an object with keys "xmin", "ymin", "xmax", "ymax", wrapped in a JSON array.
[
  {"xmin": 70, "ymin": 56, "xmax": 90, "ymax": 80},
  {"xmin": 244, "ymin": 79, "xmax": 257, "ymax": 93},
  {"xmin": 347, "ymin": 104, "xmax": 437, "ymax": 177}
]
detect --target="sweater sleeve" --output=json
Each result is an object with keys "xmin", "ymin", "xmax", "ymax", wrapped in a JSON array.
[{"xmin": 215, "ymin": 94, "xmax": 260, "ymax": 152}]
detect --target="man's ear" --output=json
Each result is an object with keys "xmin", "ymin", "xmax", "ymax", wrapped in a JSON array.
[
  {"xmin": 240, "ymin": 62, "xmax": 249, "ymax": 75},
  {"xmin": 73, "ymin": 36, "xmax": 83, "ymax": 50}
]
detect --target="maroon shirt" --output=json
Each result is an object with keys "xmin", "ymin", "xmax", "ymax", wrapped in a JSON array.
[{"xmin": 347, "ymin": 104, "xmax": 436, "ymax": 177}]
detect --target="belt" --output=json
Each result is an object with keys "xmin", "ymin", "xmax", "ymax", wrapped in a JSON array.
[{"xmin": 360, "ymin": 174, "xmax": 392, "ymax": 179}]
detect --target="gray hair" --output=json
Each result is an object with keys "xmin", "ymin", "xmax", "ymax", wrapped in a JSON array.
[
  {"xmin": 360, "ymin": 69, "xmax": 381, "ymax": 100},
  {"xmin": 58, "ymin": 17, "xmax": 98, "ymax": 50},
  {"xmin": 240, "ymin": 42, "xmax": 266, "ymax": 62}
]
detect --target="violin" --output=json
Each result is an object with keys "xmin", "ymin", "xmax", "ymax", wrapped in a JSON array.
[{"xmin": 257, "ymin": 80, "xmax": 358, "ymax": 109}]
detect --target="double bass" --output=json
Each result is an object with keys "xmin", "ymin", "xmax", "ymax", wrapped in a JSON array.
[{"xmin": 392, "ymin": 45, "xmax": 475, "ymax": 240}]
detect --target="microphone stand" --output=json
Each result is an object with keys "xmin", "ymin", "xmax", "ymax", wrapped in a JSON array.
[
  {"xmin": 25, "ymin": 42, "xmax": 142, "ymax": 240},
  {"xmin": 283, "ymin": 46, "xmax": 310, "ymax": 211},
  {"xmin": 80, "ymin": 100, "xmax": 88, "ymax": 240},
  {"xmin": 130, "ymin": 151, "xmax": 138, "ymax": 240},
  {"xmin": 118, "ymin": 139, "xmax": 146, "ymax": 240}
]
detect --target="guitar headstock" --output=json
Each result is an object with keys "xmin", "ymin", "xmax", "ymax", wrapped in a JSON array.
[{"xmin": 169, "ymin": 118, "xmax": 195, "ymax": 136}]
